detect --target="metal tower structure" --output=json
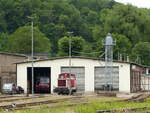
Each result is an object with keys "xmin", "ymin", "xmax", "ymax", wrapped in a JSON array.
[{"xmin": 103, "ymin": 33, "xmax": 116, "ymax": 91}]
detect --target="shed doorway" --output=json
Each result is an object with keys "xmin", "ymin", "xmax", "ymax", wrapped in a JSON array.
[
  {"xmin": 130, "ymin": 71, "xmax": 141, "ymax": 93},
  {"xmin": 61, "ymin": 67, "xmax": 85, "ymax": 92},
  {"xmin": 94, "ymin": 66, "xmax": 119, "ymax": 91},
  {"xmin": 27, "ymin": 67, "xmax": 51, "ymax": 94}
]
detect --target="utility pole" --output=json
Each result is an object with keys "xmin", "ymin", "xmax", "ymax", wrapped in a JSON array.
[
  {"xmin": 69, "ymin": 33, "xmax": 72, "ymax": 75},
  {"xmin": 27, "ymin": 16, "xmax": 34, "ymax": 96},
  {"xmin": 31, "ymin": 20, "xmax": 34, "ymax": 96},
  {"xmin": 67, "ymin": 32, "xmax": 73, "ymax": 75},
  {"xmin": 68, "ymin": 32, "xmax": 73, "ymax": 94}
]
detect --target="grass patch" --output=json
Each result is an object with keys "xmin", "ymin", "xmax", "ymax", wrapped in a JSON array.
[{"xmin": 74, "ymin": 99, "xmax": 150, "ymax": 113}]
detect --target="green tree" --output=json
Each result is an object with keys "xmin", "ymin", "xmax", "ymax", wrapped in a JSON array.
[
  {"xmin": 92, "ymin": 25, "xmax": 106, "ymax": 41},
  {"xmin": 70, "ymin": 0, "xmax": 115, "ymax": 11},
  {"xmin": 0, "ymin": 0, "xmax": 42, "ymax": 33},
  {"xmin": 0, "ymin": 32, "xmax": 9, "ymax": 51},
  {"xmin": 8, "ymin": 26, "xmax": 51, "ymax": 54},
  {"xmin": 57, "ymin": 36, "xmax": 85, "ymax": 56},
  {"xmin": 131, "ymin": 42, "xmax": 150, "ymax": 65},
  {"xmin": 92, "ymin": 40, "xmax": 104, "ymax": 58},
  {"xmin": 81, "ymin": 42, "xmax": 93, "ymax": 57},
  {"xmin": 40, "ymin": 23, "xmax": 66, "ymax": 56},
  {"xmin": 0, "ymin": 11, "xmax": 7, "ymax": 32},
  {"xmin": 112, "ymin": 33, "xmax": 132, "ymax": 60},
  {"xmin": 99, "ymin": 4, "xmax": 146, "ymax": 45}
]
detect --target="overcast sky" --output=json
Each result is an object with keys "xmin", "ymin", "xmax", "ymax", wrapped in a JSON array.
[{"xmin": 115, "ymin": 0, "xmax": 150, "ymax": 8}]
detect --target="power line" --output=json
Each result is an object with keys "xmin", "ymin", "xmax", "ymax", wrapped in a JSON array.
[{"xmin": 72, "ymin": 50, "xmax": 103, "ymax": 55}]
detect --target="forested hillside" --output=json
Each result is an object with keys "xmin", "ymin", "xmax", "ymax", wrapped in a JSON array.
[{"xmin": 0, "ymin": 0, "xmax": 149, "ymax": 65}]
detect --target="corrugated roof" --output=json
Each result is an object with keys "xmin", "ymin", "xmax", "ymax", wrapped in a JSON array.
[
  {"xmin": 15, "ymin": 56, "xmax": 149, "ymax": 68},
  {"xmin": 16, "ymin": 56, "xmax": 150, "ymax": 68},
  {"xmin": 25, "ymin": 53, "xmax": 49, "ymax": 56},
  {"xmin": 16, "ymin": 56, "xmax": 105, "ymax": 64},
  {"xmin": 0, "ymin": 52, "xmax": 27, "ymax": 57}
]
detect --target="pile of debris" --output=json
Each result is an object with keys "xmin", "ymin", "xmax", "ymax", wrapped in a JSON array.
[
  {"xmin": 123, "ymin": 93, "xmax": 150, "ymax": 102},
  {"xmin": 96, "ymin": 91, "xmax": 117, "ymax": 97}
]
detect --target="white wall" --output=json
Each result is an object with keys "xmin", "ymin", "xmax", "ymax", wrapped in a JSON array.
[
  {"xmin": 17, "ymin": 58, "xmax": 131, "ymax": 93},
  {"xmin": 17, "ymin": 63, "xmax": 28, "ymax": 92},
  {"xmin": 118, "ymin": 64, "xmax": 131, "ymax": 93},
  {"xmin": 146, "ymin": 68, "xmax": 149, "ymax": 74}
]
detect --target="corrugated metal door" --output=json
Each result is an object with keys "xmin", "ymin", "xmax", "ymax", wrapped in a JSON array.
[
  {"xmin": 94, "ymin": 67, "xmax": 119, "ymax": 91},
  {"xmin": 61, "ymin": 67, "xmax": 85, "ymax": 92},
  {"xmin": 130, "ymin": 71, "xmax": 141, "ymax": 93}
]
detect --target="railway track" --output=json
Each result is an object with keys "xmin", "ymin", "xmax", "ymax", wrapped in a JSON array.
[
  {"xmin": 1, "ymin": 93, "xmax": 149, "ymax": 112},
  {"xmin": 0, "ymin": 95, "xmax": 83, "ymax": 111},
  {"xmin": 14, "ymin": 101, "xmax": 89, "ymax": 111},
  {"xmin": 0, "ymin": 95, "xmax": 24, "ymax": 99},
  {"xmin": 0, "ymin": 94, "xmax": 134, "ymax": 111},
  {"xmin": 0, "ymin": 94, "xmax": 53, "ymax": 103}
]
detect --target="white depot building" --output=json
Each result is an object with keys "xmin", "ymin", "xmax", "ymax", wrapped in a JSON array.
[{"xmin": 16, "ymin": 57, "xmax": 149, "ymax": 94}]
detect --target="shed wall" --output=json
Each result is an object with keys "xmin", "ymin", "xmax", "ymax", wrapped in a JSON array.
[
  {"xmin": 17, "ymin": 58, "xmax": 131, "ymax": 93},
  {"xmin": 0, "ymin": 54, "xmax": 27, "ymax": 91}
]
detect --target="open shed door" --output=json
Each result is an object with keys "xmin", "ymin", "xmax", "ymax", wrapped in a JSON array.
[
  {"xmin": 27, "ymin": 67, "xmax": 51, "ymax": 94},
  {"xmin": 61, "ymin": 67, "xmax": 85, "ymax": 92}
]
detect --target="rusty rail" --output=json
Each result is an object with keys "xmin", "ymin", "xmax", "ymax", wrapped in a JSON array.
[{"xmin": 0, "ymin": 96, "xmax": 83, "ymax": 111}]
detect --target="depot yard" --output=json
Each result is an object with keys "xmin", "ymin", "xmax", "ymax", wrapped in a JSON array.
[{"xmin": 0, "ymin": 93, "xmax": 150, "ymax": 113}]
